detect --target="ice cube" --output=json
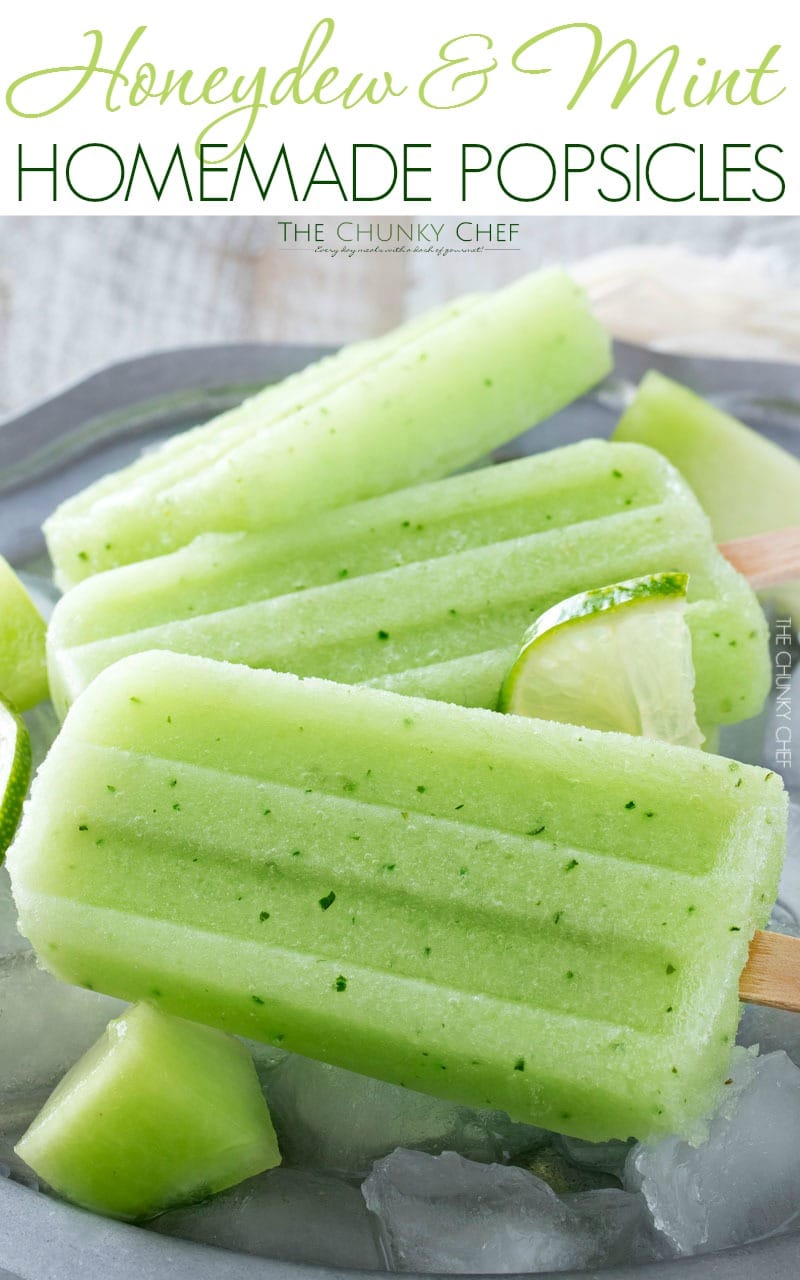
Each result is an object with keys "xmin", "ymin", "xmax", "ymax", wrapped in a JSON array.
[
  {"xmin": 0, "ymin": 951, "xmax": 124, "ymax": 1097},
  {"xmin": 738, "ymin": 1002, "xmax": 800, "ymax": 1068},
  {"xmin": 626, "ymin": 1050, "xmax": 800, "ymax": 1254},
  {"xmin": 265, "ymin": 1054, "xmax": 543, "ymax": 1176},
  {"xmin": 151, "ymin": 1167, "xmax": 383, "ymax": 1270},
  {"xmin": 363, "ymin": 1148, "xmax": 661, "ymax": 1274}
]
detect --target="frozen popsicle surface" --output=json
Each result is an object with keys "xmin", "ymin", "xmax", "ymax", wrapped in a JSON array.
[
  {"xmin": 47, "ymin": 441, "xmax": 770, "ymax": 729},
  {"xmin": 45, "ymin": 268, "xmax": 612, "ymax": 589},
  {"xmin": 48, "ymin": 296, "xmax": 481, "ymax": 530},
  {"xmin": 8, "ymin": 652, "xmax": 787, "ymax": 1142}
]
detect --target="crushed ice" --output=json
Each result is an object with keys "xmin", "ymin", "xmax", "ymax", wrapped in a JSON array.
[
  {"xmin": 626, "ymin": 1050, "xmax": 800, "ymax": 1255},
  {"xmin": 362, "ymin": 1149, "xmax": 664, "ymax": 1273}
]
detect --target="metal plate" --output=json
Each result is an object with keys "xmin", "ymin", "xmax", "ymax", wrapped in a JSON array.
[{"xmin": 0, "ymin": 341, "xmax": 799, "ymax": 1280}]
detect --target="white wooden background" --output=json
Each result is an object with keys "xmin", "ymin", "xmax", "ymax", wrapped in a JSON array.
[{"xmin": 1, "ymin": 215, "xmax": 798, "ymax": 419}]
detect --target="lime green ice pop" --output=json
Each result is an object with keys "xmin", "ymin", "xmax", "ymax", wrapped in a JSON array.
[
  {"xmin": 47, "ymin": 296, "xmax": 483, "ymax": 532},
  {"xmin": 7, "ymin": 652, "xmax": 787, "ymax": 1143},
  {"xmin": 47, "ymin": 441, "xmax": 770, "ymax": 730},
  {"xmin": 45, "ymin": 268, "xmax": 612, "ymax": 589}
]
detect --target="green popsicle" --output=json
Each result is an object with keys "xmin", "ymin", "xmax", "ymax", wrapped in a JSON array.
[
  {"xmin": 45, "ymin": 269, "xmax": 612, "ymax": 588},
  {"xmin": 7, "ymin": 651, "xmax": 787, "ymax": 1143},
  {"xmin": 54, "ymin": 296, "xmax": 482, "ymax": 526},
  {"xmin": 15, "ymin": 1002, "xmax": 280, "ymax": 1221},
  {"xmin": 47, "ymin": 441, "xmax": 770, "ymax": 730}
]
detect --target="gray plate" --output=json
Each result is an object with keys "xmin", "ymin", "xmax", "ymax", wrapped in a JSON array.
[{"xmin": 0, "ymin": 342, "xmax": 799, "ymax": 1280}]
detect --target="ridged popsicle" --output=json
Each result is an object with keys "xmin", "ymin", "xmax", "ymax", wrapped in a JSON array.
[
  {"xmin": 7, "ymin": 651, "xmax": 787, "ymax": 1142},
  {"xmin": 47, "ymin": 441, "xmax": 770, "ymax": 729},
  {"xmin": 44, "ymin": 269, "xmax": 612, "ymax": 588}
]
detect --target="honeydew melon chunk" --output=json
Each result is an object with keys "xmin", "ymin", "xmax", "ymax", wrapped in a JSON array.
[
  {"xmin": 613, "ymin": 371, "xmax": 800, "ymax": 621},
  {"xmin": 45, "ymin": 268, "xmax": 612, "ymax": 588},
  {"xmin": 15, "ymin": 1002, "xmax": 280, "ymax": 1221},
  {"xmin": 0, "ymin": 556, "xmax": 47, "ymax": 712}
]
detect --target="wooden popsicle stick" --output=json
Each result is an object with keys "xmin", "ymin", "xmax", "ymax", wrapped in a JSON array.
[
  {"xmin": 719, "ymin": 528, "xmax": 800, "ymax": 589},
  {"xmin": 740, "ymin": 931, "xmax": 800, "ymax": 1012}
]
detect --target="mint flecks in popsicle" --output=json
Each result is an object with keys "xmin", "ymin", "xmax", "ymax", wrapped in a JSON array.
[
  {"xmin": 45, "ymin": 268, "xmax": 612, "ymax": 588},
  {"xmin": 613, "ymin": 371, "xmax": 800, "ymax": 621},
  {"xmin": 15, "ymin": 1002, "xmax": 280, "ymax": 1221},
  {"xmin": 7, "ymin": 652, "xmax": 787, "ymax": 1143},
  {"xmin": 46, "ymin": 441, "xmax": 769, "ymax": 730}
]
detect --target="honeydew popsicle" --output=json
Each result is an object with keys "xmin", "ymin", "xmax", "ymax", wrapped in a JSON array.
[
  {"xmin": 47, "ymin": 440, "xmax": 770, "ymax": 731},
  {"xmin": 7, "ymin": 651, "xmax": 787, "ymax": 1143},
  {"xmin": 48, "ymin": 296, "xmax": 483, "ymax": 532},
  {"xmin": 45, "ymin": 268, "xmax": 612, "ymax": 589}
]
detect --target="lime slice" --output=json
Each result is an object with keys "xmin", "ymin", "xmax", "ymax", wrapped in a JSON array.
[
  {"xmin": 499, "ymin": 573, "xmax": 704, "ymax": 748},
  {"xmin": 0, "ymin": 556, "xmax": 48, "ymax": 712},
  {"xmin": 0, "ymin": 695, "xmax": 32, "ymax": 861}
]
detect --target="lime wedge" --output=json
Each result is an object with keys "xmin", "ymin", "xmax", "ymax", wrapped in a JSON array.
[
  {"xmin": 0, "ymin": 556, "xmax": 48, "ymax": 712},
  {"xmin": 499, "ymin": 573, "xmax": 704, "ymax": 748},
  {"xmin": 0, "ymin": 695, "xmax": 32, "ymax": 861}
]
